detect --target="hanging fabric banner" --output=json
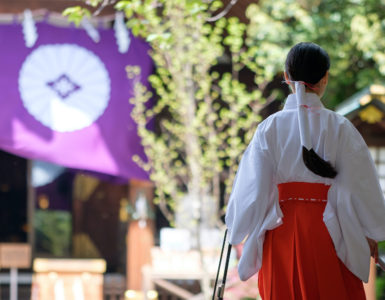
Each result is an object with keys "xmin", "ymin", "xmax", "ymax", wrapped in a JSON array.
[{"xmin": 0, "ymin": 22, "xmax": 152, "ymax": 180}]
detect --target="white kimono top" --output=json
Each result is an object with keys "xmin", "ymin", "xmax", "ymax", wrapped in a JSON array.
[{"xmin": 225, "ymin": 92, "xmax": 385, "ymax": 282}]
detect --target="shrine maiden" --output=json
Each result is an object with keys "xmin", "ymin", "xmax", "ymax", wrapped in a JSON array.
[{"xmin": 225, "ymin": 42, "xmax": 385, "ymax": 299}]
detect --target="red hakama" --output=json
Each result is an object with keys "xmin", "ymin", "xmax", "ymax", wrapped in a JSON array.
[{"xmin": 258, "ymin": 182, "xmax": 366, "ymax": 300}]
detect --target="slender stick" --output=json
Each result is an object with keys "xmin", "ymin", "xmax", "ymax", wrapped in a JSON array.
[{"xmin": 212, "ymin": 229, "xmax": 228, "ymax": 300}]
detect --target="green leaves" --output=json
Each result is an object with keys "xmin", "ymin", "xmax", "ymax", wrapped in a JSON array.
[
  {"xmin": 62, "ymin": 6, "xmax": 91, "ymax": 26},
  {"xmin": 146, "ymin": 32, "xmax": 172, "ymax": 49},
  {"xmin": 114, "ymin": 0, "xmax": 142, "ymax": 15},
  {"xmin": 86, "ymin": 0, "xmax": 102, "ymax": 7},
  {"xmin": 209, "ymin": 0, "xmax": 223, "ymax": 12},
  {"xmin": 245, "ymin": 0, "xmax": 385, "ymax": 107},
  {"xmin": 185, "ymin": 0, "xmax": 208, "ymax": 15}
]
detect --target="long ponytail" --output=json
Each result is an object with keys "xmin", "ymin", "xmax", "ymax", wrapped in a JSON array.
[{"xmin": 302, "ymin": 147, "xmax": 337, "ymax": 178}]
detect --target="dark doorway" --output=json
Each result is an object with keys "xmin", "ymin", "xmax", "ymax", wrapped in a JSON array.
[{"xmin": 0, "ymin": 150, "xmax": 28, "ymax": 242}]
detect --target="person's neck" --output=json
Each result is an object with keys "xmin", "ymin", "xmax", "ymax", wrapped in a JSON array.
[
  {"xmin": 304, "ymin": 89, "xmax": 320, "ymax": 96},
  {"xmin": 291, "ymin": 90, "xmax": 321, "ymax": 97}
]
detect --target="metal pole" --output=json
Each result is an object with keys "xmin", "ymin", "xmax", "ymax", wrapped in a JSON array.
[{"xmin": 9, "ymin": 268, "xmax": 17, "ymax": 300}]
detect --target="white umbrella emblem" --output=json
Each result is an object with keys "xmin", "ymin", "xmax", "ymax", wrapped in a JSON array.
[{"xmin": 18, "ymin": 44, "xmax": 111, "ymax": 132}]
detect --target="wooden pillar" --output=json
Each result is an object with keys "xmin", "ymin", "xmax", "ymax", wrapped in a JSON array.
[
  {"xmin": 27, "ymin": 160, "xmax": 35, "ymax": 258},
  {"xmin": 126, "ymin": 179, "xmax": 154, "ymax": 290},
  {"xmin": 364, "ymin": 258, "xmax": 376, "ymax": 300}
]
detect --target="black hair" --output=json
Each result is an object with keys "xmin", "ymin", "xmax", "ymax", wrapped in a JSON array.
[
  {"xmin": 285, "ymin": 42, "xmax": 337, "ymax": 179},
  {"xmin": 285, "ymin": 42, "xmax": 330, "ymax": 85}
]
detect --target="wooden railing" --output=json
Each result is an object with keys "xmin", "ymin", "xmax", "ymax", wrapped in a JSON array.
[
  {"xmin": 0, "ymin": 273, "xmax": 32, "ymax": 300},
  {"xmin": 0, "ymin": 272, "xmax": 126, "ymax": 300}
]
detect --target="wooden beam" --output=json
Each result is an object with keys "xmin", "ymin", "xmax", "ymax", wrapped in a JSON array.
[
  {"xmin": 126, "ymin": 179, "xmax": 155, "ymax": 290},
  {"xmin": 0, "ymin": 0, "xmax": 115, "ymax": 15}
]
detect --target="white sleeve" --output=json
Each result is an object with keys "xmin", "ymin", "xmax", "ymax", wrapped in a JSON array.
[
  {"xmin": 337, "ymin": 121, "xmax": 385, "ymax": 241},
  {"xmin": 225, "ymin": 126, "xmax": 277, "ymax": 245}
]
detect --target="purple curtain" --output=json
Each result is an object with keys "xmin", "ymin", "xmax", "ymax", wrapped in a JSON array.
[{"xmin": 0, "ymin": 22, "xmax": 153, "ymax": 180}]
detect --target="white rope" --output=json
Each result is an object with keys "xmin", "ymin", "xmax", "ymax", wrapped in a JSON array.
[
  {"xmin": 81, "ymin": 17, "xmax": 100, "ymax": 43},
  {"xmin": 22, "ymin": 9, "xmax": 38, "ymax": 47},
  {"xmin": 114, "ymin": 12, "xmax": 130, "ymax": 53}
]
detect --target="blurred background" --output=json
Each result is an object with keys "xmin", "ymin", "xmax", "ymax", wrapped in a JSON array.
[{"xmin": 0, "ymin": 0, "xmax": 385, "ymax": 299}]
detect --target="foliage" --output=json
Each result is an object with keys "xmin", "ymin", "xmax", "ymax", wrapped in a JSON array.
[
  {"xmin": 64, "ymin": 0, "xmax": 385, "ymax": 225},
  {"xmin": 123, "ymin": 2, "xmax": 267, "ymax": 226},
  {"xmin": 63, "ymin": 6, "xmax": 91, "ymax": 26},
  {"xmin": 35, "ymin": 210, "xmax": 72, "ymax": 256},
  {"xmin": 377, "ymin": 241, "xmax": 385, "ymax": 298},
  {"xmin": 244, "ymin": 0, "xmax": 385, "ymax": 107}
]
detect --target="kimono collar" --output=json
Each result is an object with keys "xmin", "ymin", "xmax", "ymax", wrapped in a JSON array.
[{"xmin": 283, "ymin": 92, "xmax": 324, "ymax": 111}]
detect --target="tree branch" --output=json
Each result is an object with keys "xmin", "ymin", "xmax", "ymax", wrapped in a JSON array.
[{"xmin": 207, "ymin": 0, "xmax": 239, "ymax": 22}]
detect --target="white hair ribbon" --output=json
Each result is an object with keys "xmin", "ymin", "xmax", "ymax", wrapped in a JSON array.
[{"xmin": 295, "ymin": 81, "xmax": 312, "ymax": 150}]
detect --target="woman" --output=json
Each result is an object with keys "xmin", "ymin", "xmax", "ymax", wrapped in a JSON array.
[{"xmin": 225, "ymin": 42, "xmax": 385, "ymax": 299}]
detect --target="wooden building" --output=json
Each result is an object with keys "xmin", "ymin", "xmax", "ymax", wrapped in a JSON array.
[
  {"xmin": 335, "ymin": 84, "xmax": 385, "ymax": 192},
  {"xmin": 0, "ymin": 1, "xmax": 157, "ymax": 298}
]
